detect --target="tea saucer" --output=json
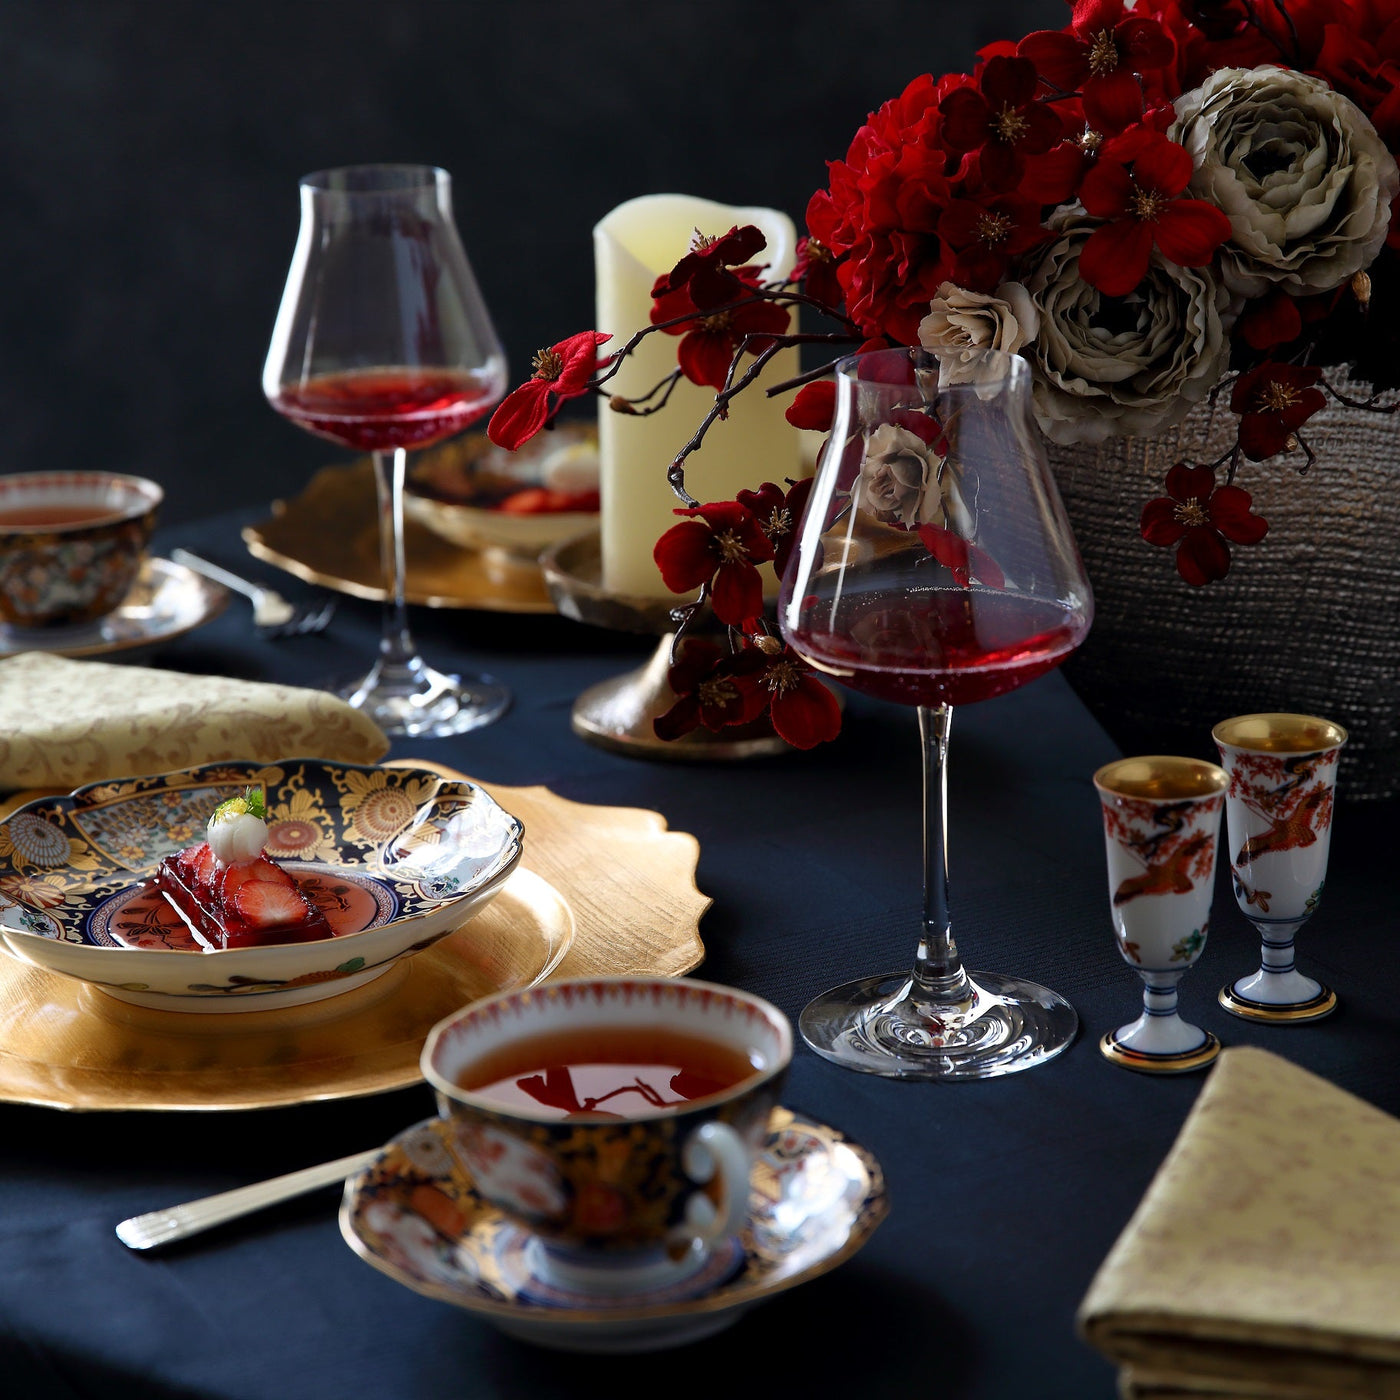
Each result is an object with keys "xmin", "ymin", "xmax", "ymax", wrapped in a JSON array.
[
  {"xmin": 0, "ymin": 556, "xmax": 228, "ymax": 658},
  {"xmin": 340, "ymin": 1107, "xmax": 887, "ymax": 1354}
]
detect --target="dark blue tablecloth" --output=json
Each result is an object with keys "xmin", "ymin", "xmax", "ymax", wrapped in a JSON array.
[{"xmin": 2, "ymin": 513, "xmax": 1396, "ymax": 1400}]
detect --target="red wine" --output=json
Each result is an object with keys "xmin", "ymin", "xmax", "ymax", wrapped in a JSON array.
[
  {"xmin": 271, "ymin": 367, "xmax": 499, "ymax": 452},
  {"xmin": 457, "ymin": 1027, "xmax": 758, "ymax": 1120},
  {"xmin": 788, "ymin": 585, "xmax": 1087, "ymax": 708}
]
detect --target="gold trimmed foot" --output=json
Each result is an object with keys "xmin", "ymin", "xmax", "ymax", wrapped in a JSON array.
[
  {"xmin": 1099, "ymin": 1029, "xmax": 1221, "ymax": 1075},
  {"xmin": 1217, "ymin": 983, "xmax": 1337, "ymax": 1023}
]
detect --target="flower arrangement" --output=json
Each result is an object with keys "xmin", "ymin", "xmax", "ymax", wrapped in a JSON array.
[{"xmin": 488, "ymin": 0, "xmax": 1400, "ymax": 746}]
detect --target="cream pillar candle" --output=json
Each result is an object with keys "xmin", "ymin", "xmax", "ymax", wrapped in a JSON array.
[{"xmin": 594, "ymin": 193, "xmax": 802, "ymax": 599}]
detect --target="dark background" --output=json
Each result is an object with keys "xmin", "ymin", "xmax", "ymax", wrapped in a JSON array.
[{"xmin": 0, "ymin": 0, "xmax": 1062, "ymax": 527}]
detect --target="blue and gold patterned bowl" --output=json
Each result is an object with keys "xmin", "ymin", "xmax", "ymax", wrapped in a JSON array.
[{"xmin": 0, "ymin": 758, "xmax": 523, "ymax": 1012}]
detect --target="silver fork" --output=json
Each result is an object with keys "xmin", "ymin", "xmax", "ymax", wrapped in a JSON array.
[{"xmin": 171, "ymin": 549, "xmax": 336, "ymax": 638}]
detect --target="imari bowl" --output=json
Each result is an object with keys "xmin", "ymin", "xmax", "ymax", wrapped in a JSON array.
[{"xmin": 0, "ymin": 759, "xmax": 523, "ymax": 1012}]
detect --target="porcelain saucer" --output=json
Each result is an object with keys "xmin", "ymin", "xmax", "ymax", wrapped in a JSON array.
[
  {"xmin": 340, "ymin": 1107, "xmax": 887, "ymax": 1354},
  {"xmin": 0, "ymin": 556, "xmax": 228, "ymax": 658}
]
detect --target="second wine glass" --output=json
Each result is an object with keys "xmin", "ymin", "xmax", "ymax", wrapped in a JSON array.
[
  {"xmin": 263, "ymin": 164, "xmax": 508, "ymax": 737},
  {"xmin": 779, "ymin": 347, "xmax": 1094, "ymax": 1079}
]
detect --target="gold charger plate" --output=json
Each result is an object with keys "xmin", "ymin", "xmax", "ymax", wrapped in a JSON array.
[
  {"xmin": 0, "ymin": 766, "xmax": 709, "ymax": 1111},
  {"xmin": 242, "ymin": 459, "xmax": 554, "ymax": 612}
]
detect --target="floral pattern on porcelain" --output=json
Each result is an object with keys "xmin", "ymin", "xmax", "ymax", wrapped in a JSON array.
[
  {"xmin": 0, "ymin": 759, "xmax": 523, "ymax": 1010},
  {"xmin": 0, "ymin": 514, "xmax": 155, "ymax": 629},
  {"xmin": 340, "ymin": 1109, "xmax": 888, "ymax": 1335},
  {"xmin": 1099, "ymin": 791, "xmax": 1224, "ymax": 973}
]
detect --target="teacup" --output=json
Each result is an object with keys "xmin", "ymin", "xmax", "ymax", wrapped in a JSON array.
[
  {"xmin": 0, "ymin": 470, "xmax": 163, "ymax": 629},
  {"xmin": 421, "ymin": 976, "xmax": 792, "ymax": 1297}
]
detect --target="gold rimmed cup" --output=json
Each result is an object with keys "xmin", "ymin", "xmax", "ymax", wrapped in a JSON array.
[
  {"xmin": 1212, "ymin": 713, "xmax": 1347, "ymax": 1024},
  {"xmin": 1093, "ymin": 756, "xmax": 1229, "ymax": 1075}
]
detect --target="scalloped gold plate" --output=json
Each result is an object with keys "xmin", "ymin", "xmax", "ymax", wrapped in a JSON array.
[
  {"xmin": 242, "ymin": 459, "xmax": 554, "ymax": 612},
  {"xmin": 0, "ymin": 764, "xmax": 708, "ymax": 1110}
]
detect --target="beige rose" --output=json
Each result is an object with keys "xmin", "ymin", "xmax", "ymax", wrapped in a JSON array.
[
  {"xmin": 918, "ymin": 281, "xmax": 1040, "ymax": 387},
  {"xmin": 1021, "ymin": 210, "xmax": 1233, "ymax": 444},
  {"xmin": 1171, "ymin": 66, "xmax": 1399, "ymax": 297},
  {"xmin": 857, "ymin": 423, "xmax": 944, "ymax": 527}
]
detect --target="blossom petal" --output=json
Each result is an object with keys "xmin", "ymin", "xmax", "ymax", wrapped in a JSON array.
[
  {"xmin": 486, "ymin": 381, "xmax": 552, "ymax": 450},
  {"xmin": 1113, "ymin": 16, "xmax": 1176, "ymax": 73},
  {"xmin": 1017, "ymin": 30, "xmax": 1089, "ymax": 91},
  {"xmin": 1176, "ymin": 527, "xmax": 1231, "ymax": 586},
  {"xmin": 939, "ymin": 88, "xmax": 991, "ymax": 150},
  {"xmin": 1083, "ymin": 69, "xmax": 1146, "ymax": 133},
  {"xmin": 653, "ymin": 519, "xmax": 719, "ymax": 593},
  {"xmin": 1152, "ymin": 200, "xmax": 1231, "ymax": 267},
  {"xmin": 710, "ymin": 559, "xmax": 765, "ymax": 627},
  {"xmin": 770, "ymin": 676, "xmax": 843, "ymax": 750},
  {"xmin": 1208, "ymin": 486, "xmax": 1269, "ymax": 545},
  {"xmin": 550, "ymin": 330, "xmax": 613, "ymax": 395},
  {"xmin": 1164, "ymin": 462, "xmax": 1217, "ymax": 502},
  {"xmin": 1129, "ymin": 137, "xmax": 1193, "ymax": 197},
  {"xmin": 677, "ymin": 330, "xmax": 736, "ymax": 391},
  {"xmin": 1140, "ymin": 496, "xmax": 1186, "ymax": 546},
  {"xmin": 1079, "ymin": 219, "xmax": 1155, "ymax": 296},
  {"xmin": 1079, "ymin": 159, "xmax": 1135, "ymax": 219},
  {"xmin": 785, "ymin": 380, "xmax": 836, "ymax": 431}
]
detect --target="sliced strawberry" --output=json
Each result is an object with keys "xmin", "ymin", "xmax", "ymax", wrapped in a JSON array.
[
  {"xmin": 497, "ymin": 487, "xmax": 552, "ymax": 515},
  {"xmin": 230, "ymin": 877, "xmax": 312, "ymax": 929},
  {"xmin": 190, "ymin": 843, "xmax": 219, "ymax": 886}
]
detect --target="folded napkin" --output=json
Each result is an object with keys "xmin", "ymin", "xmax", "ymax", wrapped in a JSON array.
[
  {"xmin": 1079, "ymin": 1046, "xmax": 1400, "ymax": 1400},
  {"xmin": 0, "ymin": 653, "xmax": 389, "ymax": 791}
]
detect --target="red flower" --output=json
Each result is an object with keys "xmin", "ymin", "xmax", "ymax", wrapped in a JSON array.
[
  {"xmin": 916, "ymin": 524, "xmax": 1006, "ymax": 588},
  {"xmin": 1236, "ymin": 290, "xmax": 1304, "ymax": 352},
  {"xmin": 1019, "ymin": 0, "xmax": 1176, "ymax": 132},
  {"xmin": 1229, "ymin": 364, "xmax": 1328, "ymax": 461},
  {"xmin": 784, "ymin": 381, "xmax": 836, "ymax": 432},
  {"xmin": 486, "ymin": 331, "xmax": 611, "ymax": 450},
  {"xmin": 651, "ymin": 266, "xmax": 791, "ymax": 391},
  {"xmin": 937, "ymin": 193, "xmax": 1048, "ymax": 291},
  {"xmin": 653, "ymin": 500, "xmax": 774, "ymax": 625},
  {"xmin": 1140, "ymin": 462, "xmax": 1269, "ymax": 586},
  {"xmin": 745, "ymin": 641, "xmax": 843, "ymax": 750},
  {"xmin": 1078, "ymin": 127, "xmax": 1230, "ymax": 296},
  {"xmin": 737, "ymin": 477, "xmax": 814, "ymax": 579},
  {"xmin": 653, "ymin": 639, "xmax": 768, "ymax": 742},
  {"xmin": 939, "ymin": 55, "xmax": 1063, "ymax": 190},
  {"xmin": 652, "ymin": 224, "xmax": 769, "ymax": 311},
  {"xmin": 793, "ymin": 234, "xmax": 844, "ymax": 310}
]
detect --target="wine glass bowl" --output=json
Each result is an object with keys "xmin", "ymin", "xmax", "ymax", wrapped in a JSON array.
[
  {"xmin": 263, "ymin": 164, "xmax": 509, "ymax": 737},
  {"xmin": 779, "ymin": 347, "xmax": 1093, "ymax": 1079}
]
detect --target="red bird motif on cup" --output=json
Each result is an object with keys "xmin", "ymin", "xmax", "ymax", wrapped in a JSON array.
[
  {"xmin": 1113, "ymin": 832, "xmax": 1212, "ymax": 906},
  {"xmin": 1236, "ymin": 784, "xmax": 1332, "ymax": 865}
]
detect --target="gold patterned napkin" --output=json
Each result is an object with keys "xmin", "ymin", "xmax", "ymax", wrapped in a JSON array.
[
  {"xmin": 1079, "ymin": 1046, "xmax": 1400, "ymax": 1400},
  {"xmin": 0, "ymin": 653, "xmax": 389, "ymax": 791}
]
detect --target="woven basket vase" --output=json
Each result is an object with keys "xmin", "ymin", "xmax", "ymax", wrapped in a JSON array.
[{"xmin": 1046, "ymin": 373, "xmax": 1400, "ymax": 801}]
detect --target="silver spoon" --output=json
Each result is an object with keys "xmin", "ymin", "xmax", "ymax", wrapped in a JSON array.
[
  {"xmin": 170, "ymin": 548, "xmax": 336, "ymax": 638},
  {"xmin": 115, "ymin": 1148, "xmax": 380, "ymax": 1251}
]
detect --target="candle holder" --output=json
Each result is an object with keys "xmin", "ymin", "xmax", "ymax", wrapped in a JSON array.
[{"xmin": 541, "ymin": 532, "xmax": 792, "ymax": 761}]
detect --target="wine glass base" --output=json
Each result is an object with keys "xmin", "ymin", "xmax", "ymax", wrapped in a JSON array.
[
  {"xmin": 799, "ymin": 970, "xmax": 1078, "ymax": 1081},
  {"xmin": 1218, "ymin": 982, "xmax": 1337, "ymax": 1023},
  {"xmin": 340, "ymin": 660, "xmax": 510, "ymax": 738}
]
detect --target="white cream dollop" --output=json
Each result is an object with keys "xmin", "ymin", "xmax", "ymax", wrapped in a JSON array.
[{"xmin": 206, "ymin": 802, "xmax": 268, "ymax": 867}]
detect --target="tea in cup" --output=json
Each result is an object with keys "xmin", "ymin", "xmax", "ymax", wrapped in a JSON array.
[
  {"xmin": 0, "ymin": 471, "xmax": 162, "ymax": 628},
  {"xmin": 421, "ymin": 976, "xmax": 792, "ymax": 1297}
]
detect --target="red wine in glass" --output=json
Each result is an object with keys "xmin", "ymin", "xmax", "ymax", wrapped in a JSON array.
[
  {"xmin": 778, "ymin": 347, "xmax": 1094, "ymax": 1080},
  {"xmin": 271, "ymin": 367, "xmax": 501, "ymax": 454},
  {"xmin": 263, "ymin": 165, "xmax": 508, "ymax": 738}
]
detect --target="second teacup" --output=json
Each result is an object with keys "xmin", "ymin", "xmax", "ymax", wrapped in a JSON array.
[{"xmin": 421, "ymin": 976, "xmax": 792, "ymax": 1300}]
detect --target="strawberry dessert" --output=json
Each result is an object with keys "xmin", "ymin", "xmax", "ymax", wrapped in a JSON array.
[{"xmin": 153, "ymin": 789, "xmax": 334, "ymax": 949}]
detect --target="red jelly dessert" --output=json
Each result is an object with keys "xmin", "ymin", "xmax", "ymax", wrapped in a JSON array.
[{"xmin": 151, "ymin": 790, "xmax": 333, "ymax": 950}]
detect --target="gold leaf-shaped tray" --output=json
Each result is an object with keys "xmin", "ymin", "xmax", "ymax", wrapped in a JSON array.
[
  {"xmin": 0, "ymin": 764, "xmax": 708, "ymax": 1111},
  {"xmin": 242, "ymin": 459, "xmax": 555, "ymax": 612}
]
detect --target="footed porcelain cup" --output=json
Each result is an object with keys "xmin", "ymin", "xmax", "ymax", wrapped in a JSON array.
[{"xmin": 421, "ymin": 976, "xmax": 791, "ymax": 1298}]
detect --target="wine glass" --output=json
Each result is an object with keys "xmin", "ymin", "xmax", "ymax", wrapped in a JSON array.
[
  {"xmin": 262, "ymin": 164, "xmax": 509, "ymax": 737},
  {"xmin": 778, "ymin": 347, "xmax": 1094, "ymax": 1079}
]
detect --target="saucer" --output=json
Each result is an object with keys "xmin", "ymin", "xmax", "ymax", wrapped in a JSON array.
[
  {"xmin": 340, "ymin": 1107, "xmax": 887, "ymax": 1354},
  {"xmin": 0, "ymin": 556, "xmax": 228, "ymax": 658}
]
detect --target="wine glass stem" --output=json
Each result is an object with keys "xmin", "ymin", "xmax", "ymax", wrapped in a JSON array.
[
  {"xmin": 371, "ymin": 448, "xmax": 419, "ymax": 669},
  {"xmin": 914, "ymin": 704, "xmax": 971, "ymax": 1000}
]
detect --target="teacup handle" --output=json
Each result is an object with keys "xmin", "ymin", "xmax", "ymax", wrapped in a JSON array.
[{"xmin": 679, "ymin": 1120, "xmax": 750, "ymax": 1249}]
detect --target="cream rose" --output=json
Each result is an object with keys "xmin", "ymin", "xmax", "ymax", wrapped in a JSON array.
[
  {"xmin": 857, "ymin": 423, "xmax": 944, "ymax": 527},
  {"xmin": 918, "ymin": 281, "xmax": 1040, "ymax": 386},
  {"xmin": 1020, "ymin": 210, "xmax": 1233, "ymax": 444},
  {"xmin": 1170, "ymin": 66, "xmax": 1399, "ymax": 297}
]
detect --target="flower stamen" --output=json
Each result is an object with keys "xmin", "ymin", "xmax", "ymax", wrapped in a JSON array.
[
  {"xmin": 701, "ymin": 310, "xmax": 734, "ymax": 334},
  {"xmin": 1129, "ymin": 185, "xmax": 1166, "ymax": 222},
  {"xmin": 764, "ymin": 659, "xmax": 802, "ymax": 696},
  {"xmin": 1259, "ymin": 380, "xmax": 1302, "ymax": 412},
  {"xmin": 994, "ymin": 104, "xmax": 1029, "ymax": 143},
  {"xmin": 975, "ymin": 211, "xmax": 1015, "ymax": 246},
  {"xmin": 763, "ymin": 506, "xmax": 793, "ymax": 540},
  {"xmin": 531, "ymin": 348, "xmax": 563, "ymax": 381},
  {"xmin": 697, "ymin": 677, "xmax": 738, "ymax": 708},
  {"xmin": 1174, "ymin": 497, "xmax": 1209, "ymax": 527},
  {"xmin": 713, "ymin": 529, "xmax": 750, "ymax": 563},
  {"xmin": 1087, "ymin": 29, "xmax": 1119, "ymax": 76}
]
